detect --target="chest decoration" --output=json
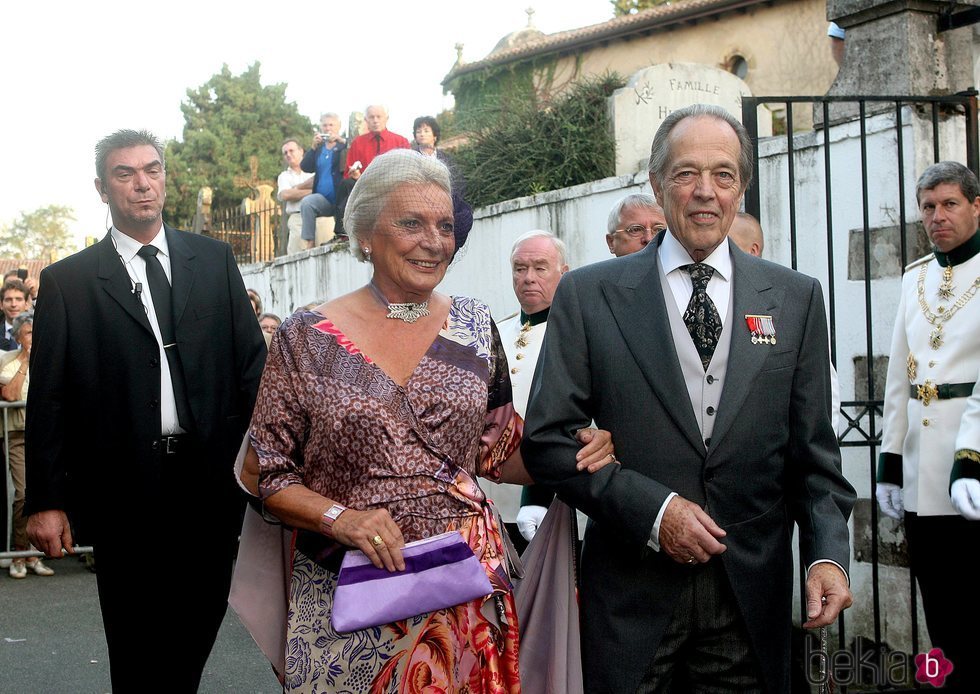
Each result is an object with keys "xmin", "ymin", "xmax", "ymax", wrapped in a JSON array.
[
  {"xmin": 916, "ymin": 264, "xmax": 980, "ymax": 350},
  {"xmin": 515, "ymin": 322, "xmax": 532, "ymax": 349},
  {"xmin": 907, "ymin": 353, "xmax": 917, "ymax": 382},
  {"xmin": 745, "ymin": 314, "xmax": 776, "ymax": 345}
]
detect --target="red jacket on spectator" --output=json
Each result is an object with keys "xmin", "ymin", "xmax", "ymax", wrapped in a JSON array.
[{"xmin": 345, "ymin": 129, "xmax": 410, "ymax": 177}]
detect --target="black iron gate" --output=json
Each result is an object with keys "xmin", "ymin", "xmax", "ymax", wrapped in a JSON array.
[{"xmin": 740, "ymin": 92, "xmax": 978, "ymax": 691}]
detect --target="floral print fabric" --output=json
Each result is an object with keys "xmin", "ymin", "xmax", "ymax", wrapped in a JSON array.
[{"xmin": 250, "ymin": 296, "xmax": 522, "ymax": 693}]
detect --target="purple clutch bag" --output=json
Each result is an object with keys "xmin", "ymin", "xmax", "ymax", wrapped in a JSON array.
[{"xmin": 331, "ymin": 531, "xmax": 493, "ymax": 633}]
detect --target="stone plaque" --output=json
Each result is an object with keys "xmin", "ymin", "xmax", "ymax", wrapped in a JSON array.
[{"xmin": 609, "ymin": 62, "xmax": 772, "ymax": 176}]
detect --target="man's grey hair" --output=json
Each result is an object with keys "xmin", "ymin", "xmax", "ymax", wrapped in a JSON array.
[
  {"xmin": 365, "ymin": 104, "xmax": 389, "ymax": 116},
  {"xmin": 95, "ymin": 129, "xmax": 164, "ymax": 182},
  {"xmin": 344, "ymin": 149, "xmax": 452, "ymax": 262},
  {"xmin": 11, "ymin": 311, "xmax": 33, "ymax": 340},
  {"xmin": 915, "ymin": 161, "xmax": 980, "ymax": 204},
  {"xmin": 648, "ymin": 105, "xmax": 754, "ymax": 192},
  {"xmin": 510, "ymin": 229, "xmax": 567, "ymax": 267},
  {"xmin": 607, "ymin": 193, "xmax": 662, "ymax": 234},
  {"xmin": 319, "ymin": 112, "xmax": 341, "ymax": 122}
]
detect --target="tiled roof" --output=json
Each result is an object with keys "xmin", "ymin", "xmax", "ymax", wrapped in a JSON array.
[
  {"xmin": 443, "ymin": 0, "xmax": 772, "ymax": 84},
  {"xmin": 0, "ymin": 258, "xmax": 49, "ymax": 282}
]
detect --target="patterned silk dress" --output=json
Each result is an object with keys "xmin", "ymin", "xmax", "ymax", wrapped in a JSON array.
[{"xmin": 250, "ymin": 296, "xmax": 522, "ymax": 693}]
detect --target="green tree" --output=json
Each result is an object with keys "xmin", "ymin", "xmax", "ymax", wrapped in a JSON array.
[
  {"xmin": 0, "ymin": 205, "xmax": 77, "ymax": 263},
  {"xmin": 453, "ymin": 73, "xmax": 626, "ymax": 208},
  {"xmin": 611, "ymin": 0, "xmax": 671, "ymax": 16},
  {"xmin": 164, "ymin": 62, "xmax": 313, "ymax": 226}
]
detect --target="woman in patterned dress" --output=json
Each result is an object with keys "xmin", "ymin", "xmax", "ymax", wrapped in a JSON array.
[{"xmin": 245, "ymin": 150, "xmax": 615, "ymax": 693}]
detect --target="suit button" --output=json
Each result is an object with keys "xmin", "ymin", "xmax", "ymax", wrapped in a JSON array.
[
  {"xmin": 150, "ymin": 398, "xmax": 159, "ymax": 408},
  {"xmin": 706, "ymin": 406, "xmax": 716, "ymax": 416},
  {"xmin": 706, "ymin": 375, "xmax": 715, "ymax": 384},
  {"xmin": 511, "ymin": 367, "xmax": 518, "ymax": 374},
  {"xmin": 705, "ymin": 469, "xmax": 715, "ymax": 481},
  {"xmin": 922, "ymin": 418, "xmax": 930, "ymax": 426},
  {"xmin": 150, "ymin": 357, "xmax": 159, "ymax": 367},
  {"xmin": 515, "ymin": 353, "xmax": 524, "ymax": 360}
]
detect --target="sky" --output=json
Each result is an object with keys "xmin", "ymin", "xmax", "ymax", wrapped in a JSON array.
[{"xmin": 0, "ymin": 1, "xmax": 614, "ymax": 252}]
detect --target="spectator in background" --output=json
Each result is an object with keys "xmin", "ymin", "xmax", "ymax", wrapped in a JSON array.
[
  {"xmin": 496, "ymin": 230, "xmax": 570, "ymax": 545},
  {"xmin": 247, "ymin": 288, "xmax": 262, "ymax": 318},
  {"xmin": 1, "ymin": 312, "xmax": 53, "ymax": 578},
  {"xmin": 605, "ymin": 193, "xmax": 667, "ymax": 257},
  {"xmin": 345, "ymin": 105, "xmax": 410, "ymax": 180},
  {"xmin": 412, "ymin": 116, "xmax": 449, "ymax": 163},
  {"xmin": 276, "ymin": 138, "xmax": 314, "ymax": 255},
  {"xmin": 299, "ymin": 113, "xmax": 348, "ymax": 247},
  {"xmin": 258, "ymin": 312, "xmax": 281, "ymax": 337},
  {"xmin": 728, "ymin": 211, "xmax": 765, "ymax": 257},
  {"xmin": 1, "ymin": 280, "xmax": 29, "ymax": 350}
]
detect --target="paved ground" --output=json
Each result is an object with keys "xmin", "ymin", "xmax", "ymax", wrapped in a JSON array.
[{"xmin": 0, "ymin": 555, "xmax": 281, "ymax": 693}]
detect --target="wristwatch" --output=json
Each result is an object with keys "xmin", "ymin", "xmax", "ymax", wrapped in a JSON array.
[{"xmin": 320, "ymin": 503, "xmax": 347, "ymax": 537}]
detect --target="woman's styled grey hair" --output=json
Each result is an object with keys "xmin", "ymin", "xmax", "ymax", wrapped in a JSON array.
[{"xmin": 344, "ymin": 149, "xmax": 453, "ymax": 262}]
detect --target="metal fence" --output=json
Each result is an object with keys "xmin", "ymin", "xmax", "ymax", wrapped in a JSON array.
[
  {"xmin": 741, "ymin": 91, "xmax": 979, "ymax": 691},
  {"xmin": 201, "ymin": 201, "xmax": 285, "ymax": 265}
]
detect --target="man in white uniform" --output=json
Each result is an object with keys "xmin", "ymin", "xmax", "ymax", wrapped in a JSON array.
[
  {"xmin": 492, "ymin": 230, "xmax": 568, "ymax": 544},
  {"xmin": 877, "ymin": 160, "xmax": 980, "ymax": 691}
]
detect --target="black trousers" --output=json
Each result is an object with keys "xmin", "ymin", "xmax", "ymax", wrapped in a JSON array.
[
  {"xmin": 637, "ymin": 560, "xmax": 765, "ymax": 693},
  {"xmin": 91, "ymin": 444, "xmax": 244, "ymax": 693},
  {"xmin": 906, "ymin": 512, "xmax": 980, "ymax": 692}
]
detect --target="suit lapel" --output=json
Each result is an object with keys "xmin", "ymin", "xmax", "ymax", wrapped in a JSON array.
[
  {"xmin": 601, "ymin": 244, "xmax": 706, "ymax": 454},
  {"xmin": 708, "ymin": 248, "xmax": 784, "ymax": 452},
  {"xmin": 166, "ymin": 225, "xmax": 196, "ymax": 327},
  {"xmin": 97, "ymin": 233, "xmax": 154, "ymax": 336}
]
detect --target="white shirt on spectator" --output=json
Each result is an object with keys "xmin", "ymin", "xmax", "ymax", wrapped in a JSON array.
[{"xmin": 276, "ymin": 168, "xmax": 314, "ymax": 215}]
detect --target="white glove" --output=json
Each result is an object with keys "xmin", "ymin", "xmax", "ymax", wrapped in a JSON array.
[
  {"xmin": 516, "ymin": 505, "xmax": 548, "ymax": 542},
  {"xmin": 950, "ymin": 479, "xmax": 980, "ymax": 520},
  {"xmin": 875, "ymin": 482, "xmax": 904, "ymax": 520}
]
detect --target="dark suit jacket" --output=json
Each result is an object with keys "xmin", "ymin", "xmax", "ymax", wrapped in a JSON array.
[
  {"xmin": 522, "ymin": 238, "xmax": 854, "ymax": 693},
  {"xmin": 24, "ymin": 226, "xmax": 266, "ymax": 543}
]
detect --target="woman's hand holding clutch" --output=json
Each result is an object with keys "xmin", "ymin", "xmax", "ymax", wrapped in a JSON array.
[{"xmin": 331, "ymin": 508, "xmax": 407, "ymax": 572}]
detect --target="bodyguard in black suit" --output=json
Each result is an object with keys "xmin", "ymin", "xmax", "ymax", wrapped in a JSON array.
[
  {"xmin": 522, "ymin": 106, "xmax": 855, "ymax": 692},
  {"xmin": 25, "ymin": 130, "xmax": 266, "ymax": 691}
]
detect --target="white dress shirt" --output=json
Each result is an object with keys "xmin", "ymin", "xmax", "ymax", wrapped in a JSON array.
[{"xmin": 111, "ymin": 226, "xmax": 183, "ymax": 435}]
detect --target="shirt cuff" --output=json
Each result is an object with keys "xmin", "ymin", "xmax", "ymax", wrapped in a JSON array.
[
  {"xmin": 647, "ymin": 492, "xmax": 678, "ymax": 552},
  {"xmin": 807, "ymin": 559, "xmax": 849, "ymax": 586}
]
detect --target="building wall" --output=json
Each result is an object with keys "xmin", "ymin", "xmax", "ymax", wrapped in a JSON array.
[
  {"xmin": 574, "ymin": 0, "xmax": 834, "ymax": 99},
  {"xmin": 453, "ymin": 0, "xmax": 837, "ymax": 131}
]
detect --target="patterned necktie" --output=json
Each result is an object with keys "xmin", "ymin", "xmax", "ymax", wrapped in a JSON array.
[
  {"xmin": 682, "ymin": 263, "xmax": 722, "ymax": 370},
  {"xmin": 137, "ymin": 245, "xmax": 193, "ymax": 430}
]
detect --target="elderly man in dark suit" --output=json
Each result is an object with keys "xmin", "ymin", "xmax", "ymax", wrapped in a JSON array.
[
  {"xmin": 25, "ymin": 129, "xmax": 266, "ymax": 692},
  {"xmin": 522, "ymin": 104, "xmax": 855, "ymax": 693}
]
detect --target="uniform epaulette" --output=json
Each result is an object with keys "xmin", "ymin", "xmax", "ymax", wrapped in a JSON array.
[{"xmin": 904, "ymin": 254, "xmax": 933, "ymax": 273}]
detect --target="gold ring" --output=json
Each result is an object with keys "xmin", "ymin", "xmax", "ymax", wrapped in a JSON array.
[{"xmin": 372, "ymin": 535, "xmax": 384, "ymax": 547}]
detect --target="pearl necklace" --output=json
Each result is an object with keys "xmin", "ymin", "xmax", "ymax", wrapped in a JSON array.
[{"xmin": 369, "ymin": 281, "xmax": 430, "ymax": 323}]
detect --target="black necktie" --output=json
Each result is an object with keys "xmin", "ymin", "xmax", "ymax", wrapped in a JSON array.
[
  {"xmin": 374, "ymin": 133, "xmax": 382, "ymax": 154},
  {"xmin": 137, "ymin": 245, "xmax": 194, "ymax": 431},
  {"xmin": 682, "ymin": 263, "xmax": 722, "ymax": 370}
]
